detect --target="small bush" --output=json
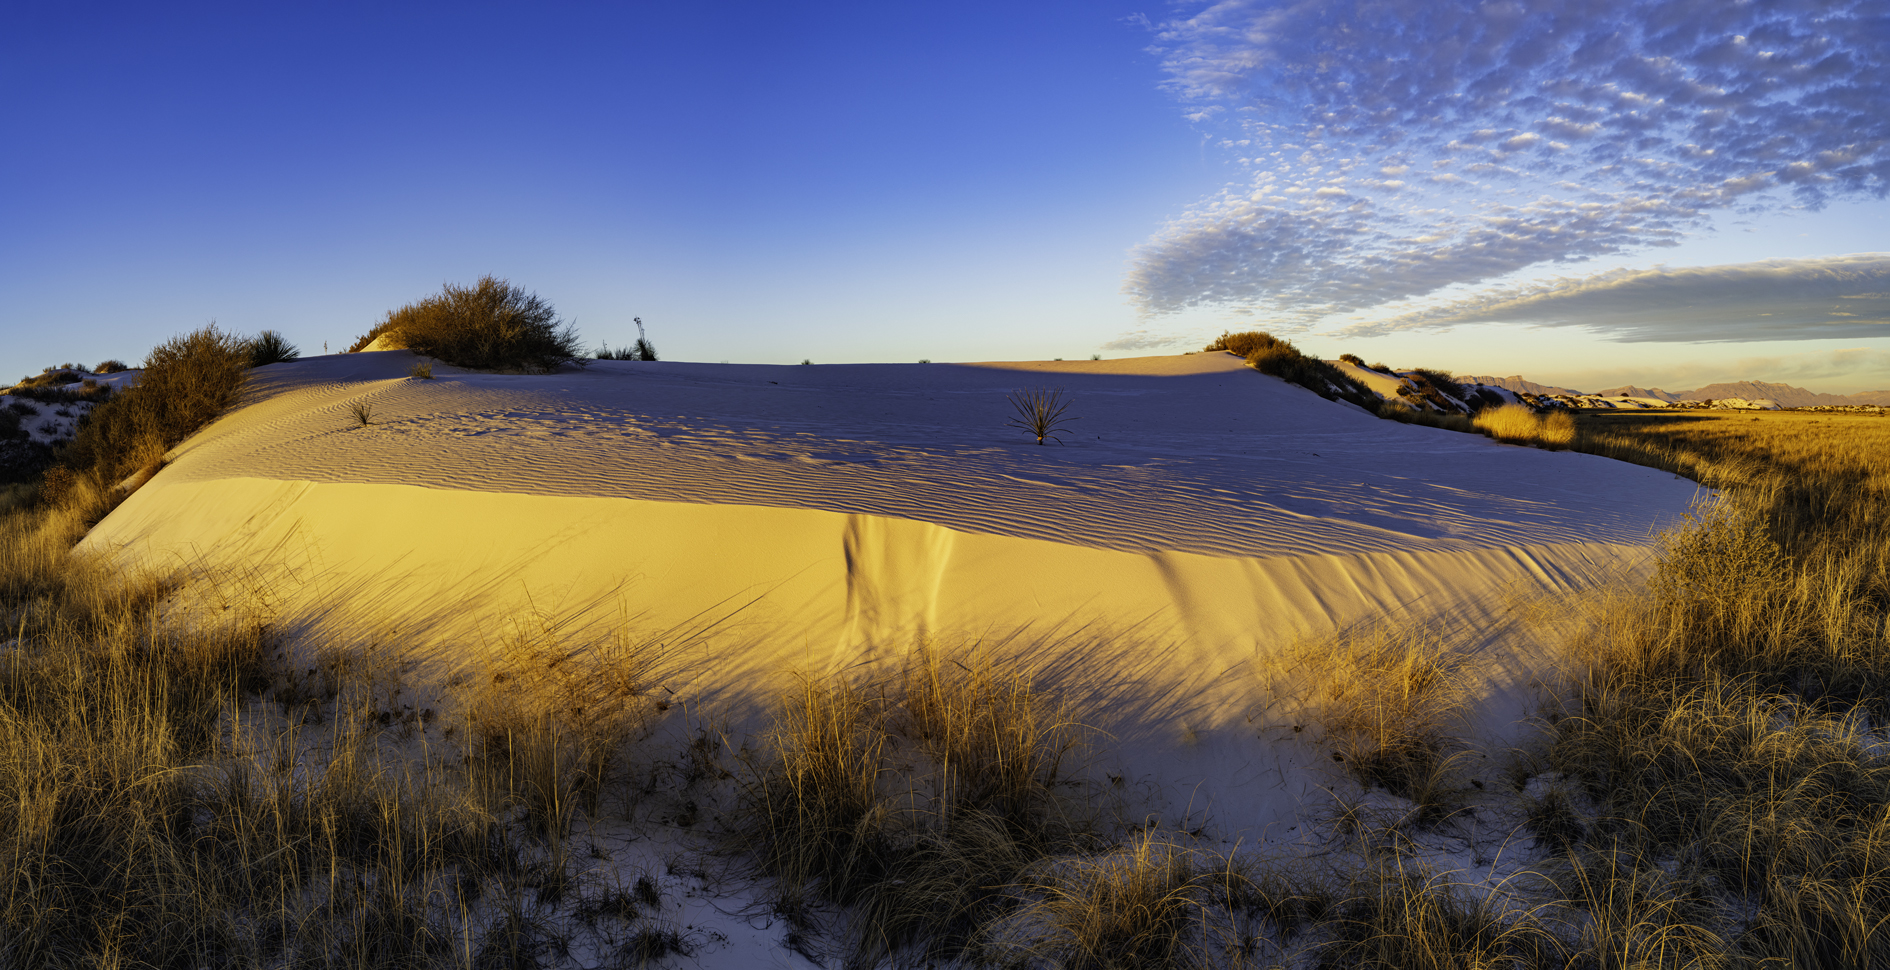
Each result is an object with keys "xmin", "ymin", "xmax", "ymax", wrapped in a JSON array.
[
  {"xmin": 93, "ymin": 359, "xmax": 129, "ymax": 374},
  {"xmin": 1339, "ymin": 353, "xmax": 1365, "ymax": 366},
  {"xmin": 352, "ymin": 275, "xmax": 585, "ymax": 372},
  {"xmin": 246, "ymin": 329, "xmax": 301, "ymax": 367},
  {"xmin": 409, "ymin": 360, "xmax": 434, "ymax": 380},
  {"xmin": 1403, "ymin": 368, "xmax": 1470, "ymax": 411},
  {"xmin": 57, "ymin": 324, "xmax": 251, "ymax": 511},
  {"xmin": 1203, "ymin": 330, "xmax": 1291, "ymax": 358}
]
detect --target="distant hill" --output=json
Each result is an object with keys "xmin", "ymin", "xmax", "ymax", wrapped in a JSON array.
[
  {"xmin": 1460, "ymin": 375, "xmax": 1586, "ymax": 396},
  {"xmin": 1510, "ymin": 376, "xmax": 1890, "ymax": 408},
  {"xmin": 1594, "ymin": 385, "xmax": 1683, "ymax": 402}
]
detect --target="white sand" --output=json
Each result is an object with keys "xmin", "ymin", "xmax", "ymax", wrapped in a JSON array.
[{"xmin": 84, "ymin": 350, "xmax": 1700, "ymax": 836}]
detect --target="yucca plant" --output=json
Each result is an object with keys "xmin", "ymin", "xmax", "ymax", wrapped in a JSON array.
[
  {"xmin": 1007, "ymin": 388, "xmax": 1078, "ymax": 445},
  {"xmin": 247, "ymin": 329, "xmax": 301, "ymax": 367}
]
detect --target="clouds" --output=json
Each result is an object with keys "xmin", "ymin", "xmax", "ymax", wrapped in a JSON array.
[
  {"xmin": 1337, "ymin": 253, "xmax": 1890, "ymax": 342},
  {"xmin": 1125, "ymin": 1, "xmax": 1888, "ymax": 320}
]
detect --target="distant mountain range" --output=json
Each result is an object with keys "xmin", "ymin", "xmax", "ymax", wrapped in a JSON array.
[
  {"xmin": 1465, "ymin": 375, "xmax": 1890, "ymax": 407},
  {"xmin": 1460, "ymin": 375, "xmax": 1587, "ymax": 397}
]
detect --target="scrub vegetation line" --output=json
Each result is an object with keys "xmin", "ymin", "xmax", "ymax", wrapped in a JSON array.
[{"xmin": 1, "ymin": 322, "xmax": 1884, "ymax": 966}]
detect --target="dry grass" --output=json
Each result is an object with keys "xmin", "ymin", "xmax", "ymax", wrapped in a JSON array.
[
  {"xmin": 462, "ymin": 617, "xmax": 658, "ymax": 840},
  {"xmin": 1273, "ymin": 622, "xmax": 1478, "ymax": 826},
  {"xmin": 739, "ymin": 643, "xmax": 1091, "ymax": 965},
  {"xmin": 1520, "ymin": 408, "xmax": 1890, "ymax": 966},
  {"xmin": 0, "ymin": 495, "xmax": 684, "ymax": 966},
  {"xmin": 1474, "ymin": 402, "xmax": 1576, "ymax": 448}
]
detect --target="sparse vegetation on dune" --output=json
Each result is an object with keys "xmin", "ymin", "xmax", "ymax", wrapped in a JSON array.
[
  {"xmin": 1206, "ymin": 330, "xmax": 1380, "ymax": 411},
  {"xmin": 350, "ymin": 275, "xmax": 586, "ymax": 373},
  {"xmin": 739, "ymin": 645, "xmax": 1093, "ymax": 965},
  {"xmin": 8, "ymin": 319, "xmax": 1889, "ymax": 965}
]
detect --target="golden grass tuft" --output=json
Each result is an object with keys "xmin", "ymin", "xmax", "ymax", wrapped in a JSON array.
[
  {"xmin": 1473, "ymin": 402, "xmax": 1576, "ymax": 448},
  {"xmin": 740, "ymin": 643, "xmax": 1092, "ymax": 964}
]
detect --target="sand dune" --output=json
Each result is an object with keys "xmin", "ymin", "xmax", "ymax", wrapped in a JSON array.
[{"xmin": 83, "ymin": 350, "xmax": 1701, "ymax": 831}]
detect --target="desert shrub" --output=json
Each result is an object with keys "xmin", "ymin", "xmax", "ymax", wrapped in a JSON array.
[
  {"xmin": 409, "ymin": 360, "xmax": 434, "ymax": 379},
  {"xmin": 1204, "ymin": 330, "xmax": 1294, "ymax": 358},
  {"xmin": 93, "ymin": 359, "xmax": 129, "ymax": 374},
  {"xmin": 1208, "ymin": 331, "xmax": 1379, "ymax": 409},
  {"xmin": 7, "ymin": 381, "xmax": 112, "ymax": 405},
  {"xmin": 55, "ymin": 324, "xmax": 250, "ymax": 515},
  {"xmin": 351, "ymin": 276, "xmax": 585, "ymax": 372},
  {"xmin": 1376, "ymin": 401, "xmax": 1477, "ymax": 434},
  {"xmin": 1339, "ymin": 353, "xmax": 1366, "ymax": 366},
  {"xmin": 1408, "ymin": 368, "xmax": 1465, "ymax": 401},
  {"xmin": 246, "ymin": 329, "xmax": 301, "ymax": 367}
]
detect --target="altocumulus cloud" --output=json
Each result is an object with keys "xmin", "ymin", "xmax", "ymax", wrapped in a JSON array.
[
  {"xmin": 1123, "ymin": 0, "xmax": 1889, "ymax": 324},
  {"xmin": 1337, "ymin": 253, "xmax": 1890, "ymax": 342}
]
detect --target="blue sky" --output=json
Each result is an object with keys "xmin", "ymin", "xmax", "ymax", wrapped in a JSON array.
[{"xmin": 5, "ymin": 1, "xmax": 1886, "ymax": 394}]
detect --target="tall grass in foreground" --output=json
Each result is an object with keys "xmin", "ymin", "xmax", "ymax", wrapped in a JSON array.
[
  {"xmin": 0, "ymin": 504, "xmax": 683, "ymax": 967},
  {"xmin": 1532, "ymin": 409, "xmax": 1890, "ymax": 967},
  {"xmin": 739, "ymin": 645, "xmax": 1091, "ymax": 965}
]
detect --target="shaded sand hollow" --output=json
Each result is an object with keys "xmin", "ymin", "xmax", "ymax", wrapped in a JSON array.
[{"xmin": 82, "ymin": 351, "xmax": 1700, "ymax": 834}]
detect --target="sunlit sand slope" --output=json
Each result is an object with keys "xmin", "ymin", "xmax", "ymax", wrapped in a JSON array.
[{"xmin": 84, "ymin": 351, "xmax": 1701, "ymax": 830}]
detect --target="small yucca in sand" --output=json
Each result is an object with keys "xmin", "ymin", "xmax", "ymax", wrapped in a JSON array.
[{"xmin": 1006, "ymin": 388, "xmax": 1078, "ymax": 445}]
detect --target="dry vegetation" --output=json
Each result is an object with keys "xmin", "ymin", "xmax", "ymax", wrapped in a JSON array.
[
  {"xmin": 8, "ymin": 322, "xmax": 1888, "ymax": 965},
  {"xmin": 349, "ymin": 276, "xmax": 585, "ymax": 373}
]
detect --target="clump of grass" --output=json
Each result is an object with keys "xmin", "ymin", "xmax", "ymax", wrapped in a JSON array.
[
  {"xmin": 348, "ymin": 400, "xmax": 375, "ymax": 426},
  {"xmin": 1006, "ymin": 387, "xmax": 1079, "ymax": 445},
  {"xmin": 93, "ymin": 359, "xmax": 129, "ymax": 374},
  {"xmin": 246, "ymin": 329, "xmax": 301, "ymax": 367},
  {"xmin": 0, "ymin": 499, "xmax": 525, "ymax": 966},
  {"xmin": 459, "ymin": 613, "xmax": 657, "ymax": 842},
  {"xmin": 1320, "ymin": 862, "xmax": 1563, "ymax": 969},
  {"xmin": 409, "ymin": 359, "xmax": 434, "ymax": 379},
  {"xmin": 1277, "ymin": 622, "xmax": 1475, "ymax": 825},
  {"xmin": 349, "ymin": 275, "xmax": 585, "ymax": 373},
  {"xmin": 740, "ymin": 645, "xmax": 1091, "ymax": 965},
  {"xmin": 1474, "ymin": 402, "xmax": 1576, "ymax": 449}
]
